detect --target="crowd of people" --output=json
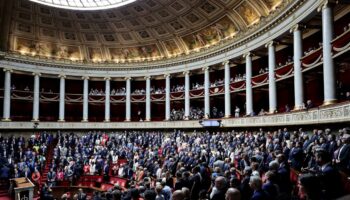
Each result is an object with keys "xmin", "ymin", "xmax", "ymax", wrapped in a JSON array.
[
  {"xmin": 89, "ymin": 88, "xmax": 126, "ymax": 96},
  {"xmin": 169, "ymin": 107, "xmax": 224, "ymax": 120},
  {"xmin": 1, "ymin": 127, "xmax": 349, "ymax": 200},
  {"xmin": 0, "ymin": 133, "xmax": 54, "ymax": 187}
]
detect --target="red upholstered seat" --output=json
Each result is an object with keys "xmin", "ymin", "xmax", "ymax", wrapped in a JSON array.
[
  {"xmin": 101, "ymin": 183, "xmax": 114, "ymax": 191},
  {"xmin": 109, "ymin": 177, "xmax": 127, "ymax": 187}
]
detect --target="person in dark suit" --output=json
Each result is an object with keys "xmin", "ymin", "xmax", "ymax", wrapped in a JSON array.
[
  {"xmin": 77, "ymin": 188, "xmax": 87, "ymax": 200},
  {"xmin": 210, "ymin": 176, "xmax": 228, "ymax": 200},
  {"xmin": 249, "ymin": 176, "xmax": 269, "ymax": 200},
  {"xmin": 240, "ymin": 167, "xmax": 253, "ymax": 200},
  {"xmin": 316, "ymin": 148, "xmax": 344, "ymax": 199},
  {"xmin": 47, "ymin": 168, "xmax": 56, "ymax": 187},
  {"xmin": 262, "ymin": 171, "xmax": 278, "ymax": 200},
  {"xmin": 0, "ymin": 165, "xmax": 10, "ymax": 179},
  {"xmin": 336, "ymin": 133, "xmax": 350, "ymax": 173},
  {"xmin": 103, "ymin": 161, "xmax": 109, "ymax": 182},
  {"xmin": 190, "ymin": 166, "xmax": 202, "ymax": 200}
]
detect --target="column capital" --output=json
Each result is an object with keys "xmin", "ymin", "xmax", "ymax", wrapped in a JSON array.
[
  {"xmin": 183, "ymin": 70, "xmax": 191, "ymax": 75},
  {"xmin": 265, "ymin": 41, "xmax": 277, "ymax": 48},
  {"xmin": 202, "ymin": 66, "xmax": 210, "ymax": 71},
  {"xmin": 58, "ymin": 74, "xmax": 66, "ymax": 79},
  {"xmin": 317, "ymin": 0, "xmax": 335, "ymax": 12},
  {"xmin": 144, "ymin": 76, "xmax": 151, "ymax": 80},
  {"xmin": 104, "ymin": 77, "xmax": 111, "ymax": 81},
  {"xmin": 289, "ymin": 24, "xmax": 306, "ymax": 33},
  {"xmin": 82, "ymin": 76, "xmax": 89, "ymax": 80},
  {"xmin": 164, "ymin": 73, "xmax": 171, "ymax": 78},
  {"xmin": 243, "ymin": 52, "xmax": 252, "ymax": 58},
  {"xmin": 32, "ymin": 72, "xmax": 41, "ymax": 76},
  {"xmin": 222, "ymin": 60, "xmax": 230, "ymax": 66},
  {"xmin": 3, "ymin": 68, "xmax": 13, "ymax": 73},
  {"xmin": 124, "ymin": 76, "xmax": 132, "ymax": 81}
]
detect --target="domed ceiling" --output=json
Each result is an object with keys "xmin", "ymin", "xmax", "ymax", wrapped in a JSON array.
[{"xmin": 6, "ymin": 0, "xmax": 287, "ymax": 64}]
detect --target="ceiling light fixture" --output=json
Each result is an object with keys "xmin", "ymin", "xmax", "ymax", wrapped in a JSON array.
[{"xmin": 29, "ymin": 0, "xmax": 138, "ymax": 11}]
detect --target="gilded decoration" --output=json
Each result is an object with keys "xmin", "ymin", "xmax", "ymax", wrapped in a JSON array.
[
  {"xmin": 5, "ymin": 0, "xmax": 293, "ymax": 65},
  {"xmin": 182, "ymin": 16, "xmax": 237, "ymax": 51}
]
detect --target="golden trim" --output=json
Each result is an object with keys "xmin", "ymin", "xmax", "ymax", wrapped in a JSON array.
[{"xmin": 322, "ymin": 99, "xmax": 337, "ymax": 106}]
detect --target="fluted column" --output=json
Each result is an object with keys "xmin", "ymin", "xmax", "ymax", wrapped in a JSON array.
[
  {"xmin": 125, "ymin": 77, "xmax": 131, "ymax": 121},
  {"xmin": 145, "ymin": 76, "xmax": 151, "ymax": 121},
  {"xmin": 184, "ymin": 71, "xmax": 190, "ymax": 120},
  {"xmin": 165, "ymin": 74, "xmax": 171, "ymax": 120},
  {"xmin": 266, "ymin": 41, "xmax": 277, "ymax": 113},
  {"xmin": 203, "ymin": 66, "xmax": 210, "ymax": 119},
  {"xmin": 104, "ymin": 77, "xmax": 111, "ymax": 122},
  {"xmin": 319, "ymin": 2, "xmax": 337, "ymax": 105},
  {"xmin": 290, "ymin": 24, "xmax": 304, "ymax": 110},
  {"xmin": 82, "ymin": 76, "xmax": 89, "ymax": 122},
  {"xmin": 244, "ymin": 53, "xmax": 253, "ymax": 116},
  {"xmin": 32, "ymin": 73, "xmax": 40, "ymax": 121},
  {"xmin": 2, "ymin": 69, "xmax": 12, "ymax": 121},
  {"xmin": 223, "ymin": 61, "xmax": 231, "ymax": 118},
  {"xmin": 58, "ymin": 74, "xmax": 66, "ymax": 122}
]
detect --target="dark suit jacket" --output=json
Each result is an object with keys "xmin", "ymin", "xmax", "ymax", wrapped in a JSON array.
[
  {"xmin": 320, "ymin": 164, "xmax": 344, "ymax": 199},
  {"xmin": 262, "ymin": 182, "xmax": 278, "ymax": 200},
  {"xmin": 251, "ymin": 189, "xmax": 269, "ymax": 200},
  {"xmin": 338, "ymin": 144, "xmax": 350, "ymax": 167},
  {"xmin": 210, "ymin": 190, "xmax": 226, "ymax": 200}
]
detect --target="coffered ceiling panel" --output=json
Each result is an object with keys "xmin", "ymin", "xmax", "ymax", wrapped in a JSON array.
[{"xmin": 7, "ymin": 0, "xmax": 289, "ymax": 65}]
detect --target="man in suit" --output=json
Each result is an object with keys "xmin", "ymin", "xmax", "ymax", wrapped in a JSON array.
[
  {"xmin": 336, "ymin": 132, "xmax": 350, "ymax": 173},
  {"xmin": 77, "ymin": 188, "xmax": 87, "ymax": 200},
  {"xmin": 249, "ymin": 176, "xmax": 269, "ymax": 200},
  {"xmin": 102, "ymin": 161, "xmax": 109, "ymax": 182},
  {"xmin": 316, "ymin": 148, "xmax": 344, "ymax": 199},
  {"xmin": 210, "ymin": 176, "xmax": 228, "ymax": 200},
  {"xmin": 47, "ymin": 168, "xmax": 56, "ymax": 187}
]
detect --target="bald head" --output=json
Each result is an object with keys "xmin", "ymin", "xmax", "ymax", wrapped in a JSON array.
[
  {"xmin": 173, "ymin": 190, "xmax": 185, "ymax": 200},
  {"xmin": 225, "ymin": 188, "xmax": 241, "ymax": 200}
]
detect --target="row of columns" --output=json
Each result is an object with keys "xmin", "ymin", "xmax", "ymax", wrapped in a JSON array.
[{"xmin": 1, "ymin": 2, "xmax": 337, "ymax": 121}]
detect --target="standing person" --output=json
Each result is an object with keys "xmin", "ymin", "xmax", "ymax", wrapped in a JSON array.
[
  {"xmin": 336, "ymin": 133, "xmax": 350, "ymax": 174},
  {"xmin": 77, "ymin": 188, "xmax": 87, "ymax": 200},
  {"xmin": 249, "ymin": 176, "xmax": 269, "ymax": 200},
  {"xmin": 235, "ymin": 106, "xmax": 240, "ymax": 118},
  {"xmin": 316, "ymin": 149, "xmax": 344, "ymax": 199},
  {"xmin": 47, "ymin": 168, "xmax": 56, "ymax": 187}
]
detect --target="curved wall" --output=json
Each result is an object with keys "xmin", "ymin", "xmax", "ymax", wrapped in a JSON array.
[{"xmin": 0, "ymin": 0, "xmax": 319, "ymax": 77}]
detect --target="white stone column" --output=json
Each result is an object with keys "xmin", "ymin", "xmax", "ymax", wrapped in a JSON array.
[
  {"xmin": 184, "ymin": 71, "xmax": 190, "ymax": 120},
  {"xmin": 290, "ymin": 24, "xmax": 304, "ymax": 110},
  {"xmin": 145, "ymin": 76, "xmax": 151, "ymax": 121},
  {"xmin": 82, "ymin": 76, "xmax": 89, "ymax": 122},
  {"xmin": 203, "ymin": 66, "xmax": 210, "ymax": 119},
  {"xmin": 32, "ymin": 73, "xmax": 40, "ymax": 121},
  {"xmin": 223, "ymin": 61, "xmax": 231, "ymax": 118},
  {"xmin": 2, "ymin": 69, "xmax": 12, "ymax": 121},
  {"xmin": 266, "ymin": 41, "xmax": 277, "ymax": 113},
  {"xmin": 58, "ymin": 74, "xmax": 66, "ymax": 121},
  {"xmin": 244, "ymin": 53, "xmax": 253, "ymax": 116},
  {"xmin": 104, "ymin": 77, "xmax": 111, "ymax": 122},
  {"xmin": 125, "ymin": 77, "xmax": 131, "ymax": 121},
  {"xmin": 165, "ymin": 74, "xmax": 171, "ymax": 120},
  {"xmin": 319, "ymin": 2, "xmax": 337, "ymax": 105}
]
